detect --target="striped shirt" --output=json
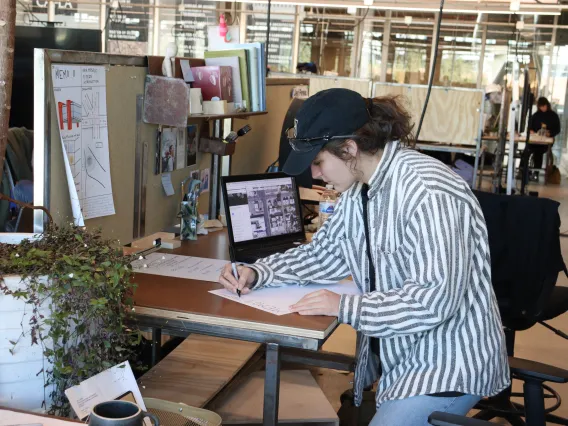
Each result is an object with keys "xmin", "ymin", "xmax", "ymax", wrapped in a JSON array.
[{"xmin": 249, "ymin": 141, "xmax": 510, "ymax": 407}]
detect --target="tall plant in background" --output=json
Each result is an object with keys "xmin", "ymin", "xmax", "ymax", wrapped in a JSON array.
[{"xmin": 0, "ymin": 226, "xmax": 141, "ymax": 416}]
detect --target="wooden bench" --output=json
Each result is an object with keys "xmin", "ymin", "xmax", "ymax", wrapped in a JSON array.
[{"xmin": 138, "ymin": 334, "xmax": 262, "ymax": 408}]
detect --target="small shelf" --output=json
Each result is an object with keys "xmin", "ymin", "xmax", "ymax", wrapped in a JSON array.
[{"xmin": 188, "ymin": 111, "xmax": 268, "ymax": 121}]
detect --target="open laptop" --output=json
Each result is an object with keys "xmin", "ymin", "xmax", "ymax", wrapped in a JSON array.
[{"xmin": 221, "ymin": 173, "xmax": 307, "ymax": 263}]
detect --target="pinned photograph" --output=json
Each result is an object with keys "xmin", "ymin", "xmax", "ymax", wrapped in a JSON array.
[
  {"xmin": 200, "ymin": 168, "xmax": 210, "ymax": 193},
  {"xmin": 161, "ymin": 128, "xmax": 176, "ymax": 173}
]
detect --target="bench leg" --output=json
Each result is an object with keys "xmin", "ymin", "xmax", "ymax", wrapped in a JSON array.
[
  {"xmin": 151, "ymin": 327, "xmax": 162, "ymax": 367},
  {"xmin": 263, "ymin": 343, "xmax": 281, "ymax": 426}
]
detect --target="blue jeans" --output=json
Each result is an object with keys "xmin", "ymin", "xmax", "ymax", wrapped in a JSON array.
[{"xmin": 370, "ymin": 394, "xmax": 481, "ymax": 426}]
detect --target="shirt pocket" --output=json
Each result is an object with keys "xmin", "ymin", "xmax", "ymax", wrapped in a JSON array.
[{"xmin": 373, "ymin": 246, "xmax": 408, "ymax": 292}]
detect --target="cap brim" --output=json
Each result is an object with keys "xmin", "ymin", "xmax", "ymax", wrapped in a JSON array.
[{"xmin": 282, "ymin": 147, "xmax": 321, "ymax": 176}]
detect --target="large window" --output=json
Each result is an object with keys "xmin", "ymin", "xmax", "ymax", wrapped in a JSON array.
[
  {"xmin": 359, "ymin": 13, "xmax": 383, "ymax": 80},
  {"xmin": 245, "ymin": 4, "xmax": 295, "ymax": 73},
  {"xmin": 299, "ymin": 8, "xmax": 356, "ymax": 77},
  {"xmin": 156, "ymin": 0, "xmax": 216, "ymax": 57},
  {"xmin": 387, "ymin": 12, "xmax": 432, "ymax": 84},
  {"xmin": 17, "ymin": 0, "xmax": 100, "ymax": 29},
  {"xmin": 107, "ymin": 0, "xmax": 151, "ymax": 55}
]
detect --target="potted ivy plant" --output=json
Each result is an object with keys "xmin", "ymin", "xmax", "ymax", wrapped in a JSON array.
[{"xmin": 0, "ymin": 223, "xmax": 141, "ymax": 417}]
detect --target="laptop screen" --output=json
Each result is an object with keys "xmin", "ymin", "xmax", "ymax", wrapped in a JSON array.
[{"xmin": 225, "ymin": 175, "xmax": 303, "ymax": 243}]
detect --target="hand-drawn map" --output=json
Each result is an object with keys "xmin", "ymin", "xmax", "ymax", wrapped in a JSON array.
[{"xmin": 52, "ymin": 65, "xmax": 115, "ymax": 224}]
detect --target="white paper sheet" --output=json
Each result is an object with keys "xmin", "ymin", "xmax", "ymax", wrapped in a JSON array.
[
  {"xmin": 209, "ymin": 279, "xmax": 361, "ymax": 316},
  {"xmin": 64, "ymin": 361, "xmax": 146, "ymax": 421},
  {"xmin": 131, "ymin": 253, "xmax": 227, "ymax": 283},
  {"xmin": 180, "ymin": 60, "xmax": 195, "ymax": 82},
  {"xmin": 161, "ymin": 173, "xmax": 175, "ymax": 196},
  {"xmin": 176, "ymin": 128, "xmax": 187, "ymax": 170},
  {"xmin": 52, "ymin": 65, "xmax": 115, "ymax": 223}
]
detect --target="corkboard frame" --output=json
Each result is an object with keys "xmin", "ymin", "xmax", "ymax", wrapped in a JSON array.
[{"xmin": 33, "ymin": 49, "xmax": 208, "ymax": 244}]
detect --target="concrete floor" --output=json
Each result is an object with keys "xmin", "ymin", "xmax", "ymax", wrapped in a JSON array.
[{"xmin": 308, "ymin": 176, "xmax": 568, "ymax": 424}]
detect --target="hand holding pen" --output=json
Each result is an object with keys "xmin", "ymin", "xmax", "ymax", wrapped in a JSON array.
[
  {"xmin": 231, "ymin": 262, "xmax": 241, "ymax": 297},
  {"xmin": 218, "ymin": 262, "xmax": 256, "ymax": 296}
]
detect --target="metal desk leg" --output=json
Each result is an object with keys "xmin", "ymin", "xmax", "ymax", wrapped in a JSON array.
[
  {"xmin": 151, "ymin": 327, "xmax": 162, "ymax": 367},
  {"xmin": 477, "ymin": 149, "xmax": 486, "ymax": 190},
  {"xmin": 263, "ymin": 343, "xmax": 281, "ymax": 426}
]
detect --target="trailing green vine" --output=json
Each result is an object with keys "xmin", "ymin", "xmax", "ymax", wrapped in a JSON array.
[{"xmin": 0, "ymin": 226, "xmax": 142, "ymax": 417}]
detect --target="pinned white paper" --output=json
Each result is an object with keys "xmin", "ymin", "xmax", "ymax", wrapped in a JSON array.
[
  {"xmin": 161, "ymin": 173, "xmax": 175, "ymax": 196},
  {"xmin": 51, "ymin": 65, "xmax": 115, "ymax": 223}
]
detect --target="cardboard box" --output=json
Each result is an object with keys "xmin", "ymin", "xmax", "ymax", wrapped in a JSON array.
[
  {"xmin": 202, "ymin": 100, "xmax": 236, "ymax": 115},
  {"xmin": 191, "ymin": 66, "xmax": 234, "ymax": 102}
]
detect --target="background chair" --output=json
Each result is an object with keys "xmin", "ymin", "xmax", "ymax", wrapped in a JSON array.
[{"xmin": 473, "ymin": 190, "xmax": 568, "ymax": 426}]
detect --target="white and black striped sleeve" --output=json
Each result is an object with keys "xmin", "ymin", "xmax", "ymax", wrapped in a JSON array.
[
  {"xmin": 339, "ymin": 193, "xmax": 473, "ymax": 338},
  {"xmin": 248, "ymin": 197, "xmax": 351, "ymax": 290}
]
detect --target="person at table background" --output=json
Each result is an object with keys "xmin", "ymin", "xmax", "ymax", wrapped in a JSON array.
[
  {"xmin": 218, "ymin": 89, "xmax": 510, "ymax": 426},
  {"xmin": 529, "ymin": 96, "xmax": 561, "ymax": 179}
]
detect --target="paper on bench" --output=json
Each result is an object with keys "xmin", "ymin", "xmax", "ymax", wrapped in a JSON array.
[
  {"xmin": 209, "ymin": 279, "xmax": 361, "ymax": 316},
  {"xmin": 64, "ymin": 361, "xmax": 146, "ymax": 421},
  {"xmin": 131, "ymin": 253, "xmax": 228, "ymax": 283}
]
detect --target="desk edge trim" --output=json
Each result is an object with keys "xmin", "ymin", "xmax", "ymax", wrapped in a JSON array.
[{"xmin": 134, "ymin": 306, "xmax": 337, "ymax": 340}]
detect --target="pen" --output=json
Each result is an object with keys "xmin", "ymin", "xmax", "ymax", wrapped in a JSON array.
[{"xmin": 229, "ymin": 246, "xmax": 241, "ymax": 298}]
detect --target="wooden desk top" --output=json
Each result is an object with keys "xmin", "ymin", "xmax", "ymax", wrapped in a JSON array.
[{"xmin": 132, "ymin": 231, "xmax": 337, "ymax": 340}]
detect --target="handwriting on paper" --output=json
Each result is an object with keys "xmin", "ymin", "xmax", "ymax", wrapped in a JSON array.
[{"xmin": 131, "ymin": 253, "xmax": 228, "ymax": 283}]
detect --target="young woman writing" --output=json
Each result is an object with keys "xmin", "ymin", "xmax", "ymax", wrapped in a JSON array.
[{"xmin": 218, "ymin": 88, "xmax": 510, "ymax": 425}]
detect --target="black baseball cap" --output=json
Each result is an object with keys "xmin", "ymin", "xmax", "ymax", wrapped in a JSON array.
[{"xmin": 282, "ymin": 88, "xmax": 370, "ymax": 176}]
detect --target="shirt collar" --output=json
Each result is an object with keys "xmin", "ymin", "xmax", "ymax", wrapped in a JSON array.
[{"xmin": 345, "ymin": 141, "xmax": 401, "ymax": 200}]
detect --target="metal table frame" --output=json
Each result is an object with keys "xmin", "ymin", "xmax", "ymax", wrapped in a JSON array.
[
  {"xmin": 134, "ymin": 308, "xmax": 350, "ymax": 426},
  {"xmin": 415, "ymin": 142, "xmax": 483, "ymax": 188}
]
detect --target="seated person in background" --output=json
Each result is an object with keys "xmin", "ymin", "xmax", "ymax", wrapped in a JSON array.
[
  {"xmin": 529, "ymin": 97, "xmax": 561, "ymax": 179},
  {"xmin": 296, "ymin": 62, "xmax": 318, "ymax": 74},
  {"xmin": 219, "ymin": 89, "xmax": 510, "ymax": 425}
]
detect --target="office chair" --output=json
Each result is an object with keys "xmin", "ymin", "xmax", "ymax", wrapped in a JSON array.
[{"xmin": 473, "ymin": 190, "xmax": 568, "ymax": 426}]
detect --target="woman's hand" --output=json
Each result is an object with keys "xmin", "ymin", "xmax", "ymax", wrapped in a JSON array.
[
  {"xmin": 289, "ymin": 290, "xmax": 341, "ymax": 316},
  {"xmin": 218, "ymin": 264, "xmax": 256, "ymax": 295}
]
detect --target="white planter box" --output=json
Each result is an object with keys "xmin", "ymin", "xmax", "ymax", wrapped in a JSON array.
[{"xmin": 0, "ymin": 275, "xmax": 53, "ymax": 412}]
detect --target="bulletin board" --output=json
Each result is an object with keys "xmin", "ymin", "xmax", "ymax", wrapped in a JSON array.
[
  {"xmin": 372, "ymin": 82, "xmax": 484, "ymax": 146},
  {"xmin": 33, "ymin": 50, "xmax": 209, "ymax": 244}
]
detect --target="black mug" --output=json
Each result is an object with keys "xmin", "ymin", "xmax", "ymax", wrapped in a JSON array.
[{"xmin": 89, "ymin": 400, "xmax": 160, "ymax": 426}]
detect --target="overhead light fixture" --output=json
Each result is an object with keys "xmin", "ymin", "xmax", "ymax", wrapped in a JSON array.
[
  {"xmin": 363, "ymin": 0, "xmax": 373, "ymax": 6},
  {"xmin": 516, "ymin": 20, "xmax": 525, "ymax": 30},
  {"xmin": 510, "ymin": 0, "xmax": 520, "ymax": 12},
  {"xmin": 178, "ymin": 3, "xmax": 185, "ymax": 11},
  {"xmin": 347, "ymin": 5, "xmax": 357, "ymax": 14},
  {"xmin": 404, "ymin": 15, "xmax": 412, "ymax": 25},
  {"xmin": 111, "ymin": 0, "xmax": 119, "ymax": 9}
]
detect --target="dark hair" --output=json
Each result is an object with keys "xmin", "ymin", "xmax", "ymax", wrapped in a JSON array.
[
  {"xmin": 321, "ymin": 95, "xmax": 414, "ymax": 162},
  {"xmin": 537, "ymin": 97, "xmax": 551, "ymax": 109}
]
